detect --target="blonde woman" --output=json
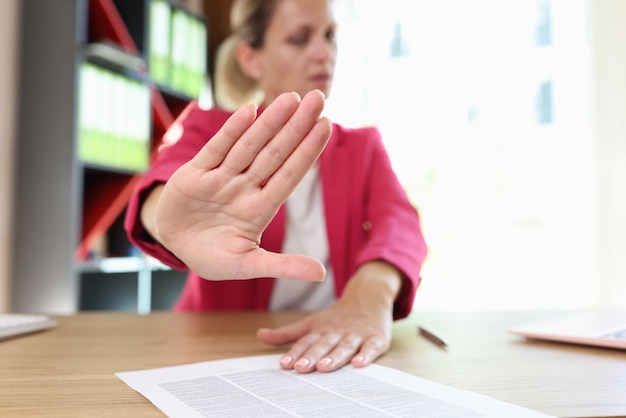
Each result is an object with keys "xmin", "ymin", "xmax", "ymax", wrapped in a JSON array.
[{"xmin": 126, "ymin": 0, "xmax": 427, "ymax": 374}]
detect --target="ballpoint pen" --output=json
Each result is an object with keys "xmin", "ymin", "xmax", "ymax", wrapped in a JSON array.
[{"xmin": 418, "ymin": 325, "xmax": 449, "ymax": 348}]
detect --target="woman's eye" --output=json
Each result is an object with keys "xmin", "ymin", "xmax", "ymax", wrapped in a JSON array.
[
  {"xmin": 326, "ymin": 29, "xmax": 336, "ymax": 42},
  {"xmin": 288, "ymin": 35, "xmax": 307, "ymax": 45}
]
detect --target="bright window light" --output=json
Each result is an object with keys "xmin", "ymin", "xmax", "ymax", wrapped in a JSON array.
[{"xmin": 327, "ymin": 0, "xmax": 593, "ymax": 310}]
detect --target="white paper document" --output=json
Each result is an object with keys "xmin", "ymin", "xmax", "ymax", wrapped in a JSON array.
[{"xmin": 116, "ymin": 354, "xmax": 554, "ymax": 417}]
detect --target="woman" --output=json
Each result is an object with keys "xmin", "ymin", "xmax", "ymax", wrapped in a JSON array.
[{"xmin": 125, "ymin": 0, "xmax": 427, "ymax": 373}]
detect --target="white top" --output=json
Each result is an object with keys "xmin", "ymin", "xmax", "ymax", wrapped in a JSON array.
[{"xmin": 269, "ymin": 165, "xmax": 336, "ymax": 311}]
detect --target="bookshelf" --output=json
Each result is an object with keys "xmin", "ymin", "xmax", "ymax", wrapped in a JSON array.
[{"xmin": 13, "ymin": 0, "xmax": 208, "ymax": 314}]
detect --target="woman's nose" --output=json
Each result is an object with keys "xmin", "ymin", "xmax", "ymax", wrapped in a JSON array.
[{"xmin": 311, "ymin": 36, "xmax": 334, "ymax": 61}]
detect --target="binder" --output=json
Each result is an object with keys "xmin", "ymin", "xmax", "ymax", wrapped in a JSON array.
[
  {"xmin": 148, "ymin": 0, "xmax": 171, "ymax": 86},
  {"xmin": 169, "ymin": 8, "xmax": 188, "ymax": 93},
  {"xmin": 189, "ymin": 15, "xmax": 207, "ymax": 98},
  {"xmin": 77, "ymin": 63, "xmax": 98, "ymax": 163},
  {"xmin": 147, "ymin": 0, "xmax": 208, "ymax": 98},
  {"xmin": 77, "ymin": 62, "xmax": 151, "ymax": 172}
]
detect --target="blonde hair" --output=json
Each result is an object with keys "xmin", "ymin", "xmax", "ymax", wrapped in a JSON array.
[{"xmin": 213, "ymin": 0, "xmax": 278, "ymax": 110}]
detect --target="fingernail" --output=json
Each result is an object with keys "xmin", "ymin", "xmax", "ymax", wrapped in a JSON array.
[
  {"xmin": 295, "ymin": 358, "xmax": 310, "ymax": 369},
  {"xmin": 280, "ymin": 355, "xmax": 293, "ymax": 368},
  {"xmin": 318, "ymin": 357, "xmax": 332, "ymax": 368},
  {"xmin": 353, "ymin": 355, "xmax": 365, "ymax": 366}
]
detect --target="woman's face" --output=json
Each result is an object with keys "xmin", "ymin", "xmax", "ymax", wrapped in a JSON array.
[{"xmin": 252, "ymin": 0, "xmax": 337, "ymax": 104}]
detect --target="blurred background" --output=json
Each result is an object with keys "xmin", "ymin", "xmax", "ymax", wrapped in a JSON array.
[
  {"xmin": 0, "ymin": 0, "xmax": 624, "ymax": 314},
  {"xmin": 325, "ymin": 0, "xmax": 608, "ymax": 311}
]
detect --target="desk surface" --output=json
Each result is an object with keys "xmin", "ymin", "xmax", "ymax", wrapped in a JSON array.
[{"xmin": 0, "ymin": 310, "xmax": 624, "ymax": 418}]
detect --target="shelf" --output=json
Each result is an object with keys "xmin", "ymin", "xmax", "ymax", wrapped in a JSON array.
[
  {"xmin": 79, "ymin": 256, "xmax": 182, "ymax": 313},
  {"xmin": 76, "ymin": 0, "xmax": 182, "ymax": 261},
  {"xmin": 14, "ymin": 0, "xmax": 204, "ymax": 314},
  {"xmin": 81, "ymin": 42, "xmax": 146, "ymax": 74},
  {"xmin": 78, "ymin": 256, "xmax": 171, "ymax": 274}
]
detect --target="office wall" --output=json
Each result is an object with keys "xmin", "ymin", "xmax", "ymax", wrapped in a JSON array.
[
  {"xmin": 0, "ymin": 0, "xmax": 20, "ymax": 312},
  {"xmin": 202, "ymin": 0, "xmax": 233, "ymax": 77},
  {"xmin": 590, "ymin": 0, "xmax": 626, "ymax": 306}
]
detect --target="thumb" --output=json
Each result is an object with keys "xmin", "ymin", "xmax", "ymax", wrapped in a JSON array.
[
  {"xmin": 257, "ymin": 317, "xmax": 313, "ymax": 346},
  {"xmin": 247, "ymin": 251, "xmax": 326, "ymax": 282}
]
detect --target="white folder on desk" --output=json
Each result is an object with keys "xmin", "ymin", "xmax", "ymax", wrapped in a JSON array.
[{"xmin": 509, "ymin": 308, "xmax": 626, "ymax": 350}]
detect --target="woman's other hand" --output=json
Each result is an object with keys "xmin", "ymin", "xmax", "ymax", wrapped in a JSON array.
[{"xmin": 257, "ymin": 261, "xmax": 403, "ymax": 373}]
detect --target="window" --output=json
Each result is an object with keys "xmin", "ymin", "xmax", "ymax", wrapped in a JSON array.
[{"xmin": 327, "ymin": 0, "xmax": 593, "ymax": 310}]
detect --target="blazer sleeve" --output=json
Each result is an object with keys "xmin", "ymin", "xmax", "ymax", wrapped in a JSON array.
[
  {"xmin": 124, "ymin": 104, "xmax": 229, "ymax": 269},
  {"xmin": 355, "ymin": 127, "xmax": 428, "ymax": 319}
]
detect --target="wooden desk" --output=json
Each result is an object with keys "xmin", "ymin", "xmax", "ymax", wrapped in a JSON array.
[{"xmin": 0, "ymin": 311, "xmax": 624, "ymax": 417}]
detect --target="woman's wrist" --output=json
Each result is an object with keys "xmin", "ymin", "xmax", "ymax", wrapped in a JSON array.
[
  {"xmin": 340, "ymin": 261, "xmax": 404, "ymax": 311},
  {"xmin": 140, "ymin": 184, "xmax": 166, "ymax": 244}
]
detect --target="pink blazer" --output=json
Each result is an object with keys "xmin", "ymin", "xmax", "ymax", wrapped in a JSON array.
[{"xmin": 125, "ymin": 104, "xmax": 427, "ymax": 319}]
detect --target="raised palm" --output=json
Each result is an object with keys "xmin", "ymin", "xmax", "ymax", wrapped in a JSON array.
[{"xmin": 152, "ymin": 90, "xmax": 332, "ymax": 282}]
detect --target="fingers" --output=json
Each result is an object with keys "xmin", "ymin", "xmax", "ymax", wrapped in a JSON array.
[
  {"xmin": 221, "ymin": 92, "xmax": 303, "ymax": 175},
  {"xmin": 190, "ymin": 102, "xmax": 258, "ymax": 170},
  {"xmin": 247, "ymin": 90, "xmax": 329, "ymax": 187},
  {"xmin": 350, "ymin": 337, "xmax": 388, "ymax": 368},
  {"xmin": 287, "ymin": 334, "xmax": 388, "ymax": 373},
  {"xmin": 259, "ymin": 322, "xmax": 389, "ymax": 374},
  {"xmin": 262, "ymin": 116, "xmax": 331, "ymax": 206},
  {"xmin": 257, "ymin": 319, "xmax": 312, "ymax": 346},
  {"xmin": 285, "ymin": 333, "xmax": 355, "ymax": 373},
  {"xmin": 193, "ymin": 90, "xmax": 327, "ymax": 179}
]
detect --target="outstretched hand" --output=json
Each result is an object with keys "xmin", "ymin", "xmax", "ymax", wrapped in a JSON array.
[{"xmin": 145, "ymin": 90, "xmax": 332, "ymax": 282}]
